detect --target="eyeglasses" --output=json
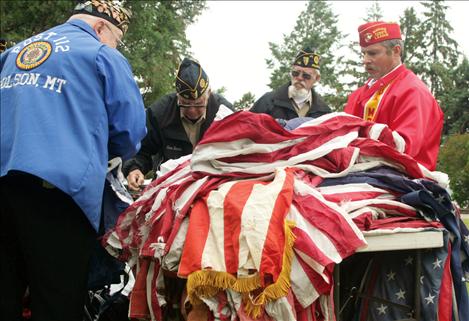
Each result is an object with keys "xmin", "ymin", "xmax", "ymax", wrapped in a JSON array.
[
  {"xmin": 291, "ymin": 70, "xmax": 313, "ymax": 80},
  {"xmin": 178, "ymin": 100, "xmax": 207, "ymax": 109},
  {"xmin": 178, "ymin": 103, "xmax": 207, "ymax": 109},
  {"xmin": 105, "ymin": 24, "xmax": 125, "ymax": 49}
]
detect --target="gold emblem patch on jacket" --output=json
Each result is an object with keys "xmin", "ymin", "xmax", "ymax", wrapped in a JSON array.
[{"xmin": 16, "ymin": 41, "xmax": 52, "ymax": 70}]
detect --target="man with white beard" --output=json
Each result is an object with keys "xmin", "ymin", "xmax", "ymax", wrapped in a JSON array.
[{"xmin": 250, "ymin": 48, "xmax": 330, "ymax": 121}]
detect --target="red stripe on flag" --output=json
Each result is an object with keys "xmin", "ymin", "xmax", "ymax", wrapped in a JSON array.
[
  {"xmin": 259, "ymin": 169, "xmax": 295, "ymax": 283},
  {"xmin": 178, "ymin": 196, "xmax": 211, "ymax": 276},
  {"xmin": 216, "ymin": 127, "xmax": 355, "ymax": 164},
  {"xmin": 222, "ymin": 181, "xmax": 255, "ymax": 274},
  {"xmin": 351, "ymin": 138, "xmax": 425, "ymax": 179},
  {"xmin": 197, "ymin": 111, "xmax": 298, "ymax": 144},
  {"xmin": 129, "ymin": 258, "xmax": 151, "ymax": 319},
  {"xmin": 295, "ymin": 251, "xmax": 333, "ymax": 295},
  {"xmin": 165, "ymin": 177, "xmax": 228, "ymax": 254},
  {"xmin": 293, "ymin": 196, "xmax": 365, "ymax": 259},
  {"xmin": 438, "ymin": 240, "xmax": 453, "ymax": 321},
  {"xmin": 293, "ymin": 227, "xmax": 334, "ymax": 268},
  {"xmin": 366, "ymin": 217, "xmax": 442, "ymax": 231}
]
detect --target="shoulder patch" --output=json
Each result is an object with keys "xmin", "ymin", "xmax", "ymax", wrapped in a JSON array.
[{"xmin": 16, "ymin": 41, "xmax": 52, "ymax": 70}]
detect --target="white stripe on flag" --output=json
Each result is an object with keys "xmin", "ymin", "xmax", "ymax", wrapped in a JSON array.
[
  {"xmin": 239, "ymin": 168, "xmax": 288, "ymax": 271},
  {"xmin": 290, "ymin": 255, "xmax": 320, "ymax": 308},
  {"xmin": 287, "ymin": 205, "xmax": 342, "ymax": 264},
  {"xmin": 201, "ymin": 181, "xmax": 237, "ymax": 271},
  {"xmin": 294, "ymin": 178, "xmax": 366, "ymax": 244},
  {"xmin": 191, "ymin": 131, "xmax": 359, "ymax": 176}
]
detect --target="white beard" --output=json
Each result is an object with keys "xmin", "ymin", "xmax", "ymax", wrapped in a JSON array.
[{"xmin": 288, "ymin": 85, "xmax": 309, "ymax": 105}]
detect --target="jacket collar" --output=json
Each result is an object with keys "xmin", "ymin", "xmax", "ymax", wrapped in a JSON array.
[
  {"xmin": 163, "ymin": 94, "xmax": 221, "ymax": 144},
  {"xmin": 366, "ymin": 64, "xmax": 405, "ymax": 93},
  {"xmin": 68, "ymin": 19, "xmax": 100, "ymax": 41},
  {"xmin": 272, "ymin": 82, "xmax": 328, "ymax": 113}
]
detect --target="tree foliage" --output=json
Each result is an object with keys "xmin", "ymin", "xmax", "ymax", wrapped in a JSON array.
[
  {"xmin": 0, "ymin": 0, "xmax": 71, "ymax": 42},
  {"xmin": 419, "ymin": 0, "xmax": 459, "ymax": 97},
  {"xmin": 0, "ymin": 0, "xmax": 207, "ymax": 106},
  {"xmin": 401, "ymin": 1, "xmax": 464, "ymax": 135},
  {"xmin": 438, "ymin": 134, "xmax": 469, "ymax": 208},
  {"xmin": 399, "ymin": 7, "xmax": 424, "ymax": 72},
  {"xmin": 123, "ymin": 0, "xmax": 206, "ymax": 105},
  {"xmin": 266, "ymin": 0, "xmax": 345, "ymax": 110},
  {"xmin": 365, "ymin": 1, "xmax": 384, "ymax": 21},
  {"xmin": 440, "ymin": 58, "xmax": 469, "ymax": 134},
  {"xmin": 233, "ymin": 92, "xmax": 256, "ymax": 111},
  {"xmin": 337, "ymin": 1, "xmax": 384, "ymax": 109},
  {"xmin": 214, "ymin": 86, "xmax": 227, "ymax": 96}
]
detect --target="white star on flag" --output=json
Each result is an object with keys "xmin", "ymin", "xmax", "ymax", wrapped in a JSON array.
[
  {"xmin": 432, "ymin": 257, "xmax": 442, "ymax": 269},
  {"xmin": 464, "ymin": 234, "xmax": 469, "ymax": 245},
  {"xmin": 420, "ymin": 275, "xmax": 425, "ymax": 284},
  {"xmin": 395, "ymin": 289, "xmax": 406, "ymax": 300},
  {"xmin": 377, "ymin": 304, "xmax": 388, "ymax": 315},
  {"xmin": 436, "ymin": 194, "xmax": 445, "ymax": 203},
  {"xmin": 386, "ymin": 270, "xmax": 396, "ymax": 281},
  {"xmin": 424, "ymin": 292, "xmax": 436, "ymax": 305},
  {"xmin": 404, "ymin": 256, "xmax": 413, "ymax": 265}
]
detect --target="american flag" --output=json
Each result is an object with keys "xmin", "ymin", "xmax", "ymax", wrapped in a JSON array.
[{"xmin": 103, "ymin": 111, "xmax": 468, "ymax": 321}]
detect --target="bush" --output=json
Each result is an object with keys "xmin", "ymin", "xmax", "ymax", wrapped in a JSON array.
[{"xmin": 438, "ymin": 134, "xmax": 469, "ymax": 208}]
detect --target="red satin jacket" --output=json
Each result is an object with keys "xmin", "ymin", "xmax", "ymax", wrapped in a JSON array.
[{"xmin": 345, "ymin": 65, "xmax": 443, "ymax": 170}]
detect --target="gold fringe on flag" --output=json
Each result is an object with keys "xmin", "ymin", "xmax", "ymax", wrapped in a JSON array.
[
  {"xmin": 232, "ymin": 274, "xmax": 262, "ymax": 292},
  {"xmin": 244, "ymin": 220, "xmax": 296, "ymax": 317},
  {"xmin": 186, "ymin": 220, "xmax": 297, "ymax": 318},
  {"xmin": 187, "ymin": 270, "xmax": 235, "ymax": 304}
]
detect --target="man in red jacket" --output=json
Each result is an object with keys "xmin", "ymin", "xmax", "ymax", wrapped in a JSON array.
[{"xmin": 344, "ymin": 21, "xmax": 443, "ymax": 170}]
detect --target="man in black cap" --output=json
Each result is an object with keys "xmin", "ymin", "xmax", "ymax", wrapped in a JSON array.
[
  {"xmin": 250, "ymin": 48, "xmax": 330, "ymax": 121},
  {"xmin": 125, "ymin": 58, "xmax": 233, "ymax": 191}
]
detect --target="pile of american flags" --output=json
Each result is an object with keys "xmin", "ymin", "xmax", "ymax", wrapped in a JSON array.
[{"xmin": 104, "ymin": 112, "xmax": 469, "ymax": 321}]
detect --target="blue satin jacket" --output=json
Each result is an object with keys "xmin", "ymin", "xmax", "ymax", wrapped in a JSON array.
[{"xmin": 0, "ymin": 19, "xmax": 146, "ymax": 231}]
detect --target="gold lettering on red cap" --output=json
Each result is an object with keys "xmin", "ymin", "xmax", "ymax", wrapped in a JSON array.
[{"xmin": 373, "ymin": 27, "xmax": 389, "ymax": 40}]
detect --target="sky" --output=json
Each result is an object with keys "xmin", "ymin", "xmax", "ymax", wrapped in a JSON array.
[{"xmin": 186, "ymin": 1, "xmax": 469, "ymax": 103}]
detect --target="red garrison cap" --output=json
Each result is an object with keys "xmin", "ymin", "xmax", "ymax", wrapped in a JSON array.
[{"xmin": 358, "ymin": 21, "xmax": 401, "ymax": 47}]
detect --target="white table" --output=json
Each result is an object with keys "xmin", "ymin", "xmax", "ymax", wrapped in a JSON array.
[{"xmin": 358, "ymin": 230, "xmax": 444, "ymax": 252}]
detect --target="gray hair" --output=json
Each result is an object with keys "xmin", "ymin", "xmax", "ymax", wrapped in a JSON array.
[{"xmin": 381, "ymin": 39, "xmax": 404, "ymax": 58}]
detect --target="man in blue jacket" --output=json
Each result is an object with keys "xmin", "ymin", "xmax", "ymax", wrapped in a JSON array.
[{"xmin": 0, "ymin": 1, "xmax": 146, "ymax": 320}]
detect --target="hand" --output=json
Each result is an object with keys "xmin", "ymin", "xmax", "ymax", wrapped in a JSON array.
[{"xmin": 127, "ymin": 169, "xmax": 145, "ymax": 191}]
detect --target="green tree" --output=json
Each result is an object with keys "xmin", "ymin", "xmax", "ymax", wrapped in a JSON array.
[
  {"xmin": 0, "ymin": 0, "xmax": 71, "ymax": 43},
  {"xmin": 440, "ymin": 58, "xmax": 469, "ymax": 135},
  {"xmin": 0, "ymin": 0, "xmax": 207, "ymax": 106},
  {"xmin": 438, "ymin": 134, "xmax": 469, "ymax": 208},
  {"xmin": 233, "ymin": 92, "xmax": 256, "ymax": 111},
  {"xmin": 114, "ymin": 0, "xmax": 206, "ymax": 105},
  {"xmin": 365, "ymin": 1, "xmax": 383, "ymax": 21},
  {"xmin": 338, "ymin": 1, "xmax": 383, "ymax": 107},
  {"xmin": 214, "ymin": 86, "xmax": 228, "ymax": 96},
  {"xmin": 266, "ymin": 0, "xmax": 345, "ymax": 110},
  {"xmin": 417, "ymin": 1, "xmax": 463, "ymax": 136},
  {"xmin": 419, "ymin": 0, "xmax": 459, "ymax": 96},
  {"xmin": 399, "ymin": 7, "xmax": 424, "ymax": 72}
]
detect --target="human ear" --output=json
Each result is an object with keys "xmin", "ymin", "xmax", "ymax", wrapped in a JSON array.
[
  {"xmin": 93, "ymin": 21, "xmax": 106, "ymax": 38},
  {"xmin": 314, "ymin": 73, "xmax": 321, "ymax": 83}
]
